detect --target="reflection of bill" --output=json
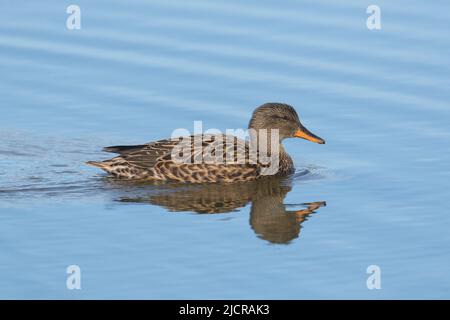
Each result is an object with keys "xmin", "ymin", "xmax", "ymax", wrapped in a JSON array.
[{"xmin": 116, "ymin": 176, "xmax": 326, "ymax": 244}]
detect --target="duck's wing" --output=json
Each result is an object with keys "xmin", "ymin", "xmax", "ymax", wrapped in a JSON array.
[
  {"xmin": 108, "ymin": 135, "xmax": 251, "ymax": 168},
  {"xmin": 103, "ymin": 145, "xmax": 148, "ymax": 155}
]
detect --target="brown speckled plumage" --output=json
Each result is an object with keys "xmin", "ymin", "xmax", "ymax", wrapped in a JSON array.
[{"xmin": 86, "ymin": 103, "xmax": 325, "ymax": 183}]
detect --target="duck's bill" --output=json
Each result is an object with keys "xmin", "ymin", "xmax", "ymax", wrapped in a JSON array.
[{"xmin": 294, "ymin": 125, "xmax": 325, "ymax": 144}]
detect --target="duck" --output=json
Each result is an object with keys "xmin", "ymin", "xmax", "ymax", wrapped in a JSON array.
[{"xmin": 86, "ymin": 102, "xmax": 325, "ymax": 183}]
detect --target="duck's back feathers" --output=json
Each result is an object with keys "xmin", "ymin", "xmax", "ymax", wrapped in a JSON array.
[{"xmin": 87, "ymin": 135, "xmax": 270, "ymax": 183}]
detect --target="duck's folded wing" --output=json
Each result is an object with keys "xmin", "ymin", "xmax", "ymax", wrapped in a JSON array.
[{"xmin": 111, "ymin": 135, "xmax": 252, "ymax": 169}]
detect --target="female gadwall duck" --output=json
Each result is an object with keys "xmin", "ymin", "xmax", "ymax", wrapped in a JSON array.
[{"xmin": 86, "ymin": 103, "xmax": 325, "ymax": 183}]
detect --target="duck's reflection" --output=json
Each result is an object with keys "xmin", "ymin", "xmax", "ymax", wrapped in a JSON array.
[{"xmin": 112, "ymin": 176, "xmax": 326, "ymax": 244}]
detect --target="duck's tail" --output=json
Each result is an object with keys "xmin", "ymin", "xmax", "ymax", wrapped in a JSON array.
[{"xmin": 85, "ymin": 160, "xmax": 111, "ymax": 170}]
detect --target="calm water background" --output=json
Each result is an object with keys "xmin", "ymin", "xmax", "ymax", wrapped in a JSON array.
[{"xmin": 1, "ymin": 0, "xmax": 450, "ymax": 299}]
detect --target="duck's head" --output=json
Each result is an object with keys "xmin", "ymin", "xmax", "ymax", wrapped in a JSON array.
[{"xmin": 248, "ymin": 103, "xmax": 325, "ymax": 144}]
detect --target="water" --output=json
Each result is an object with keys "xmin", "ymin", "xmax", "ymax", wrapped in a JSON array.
[{"xmin": 0, "ymin": 0, "xmax": 449, "ymax": 299}]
